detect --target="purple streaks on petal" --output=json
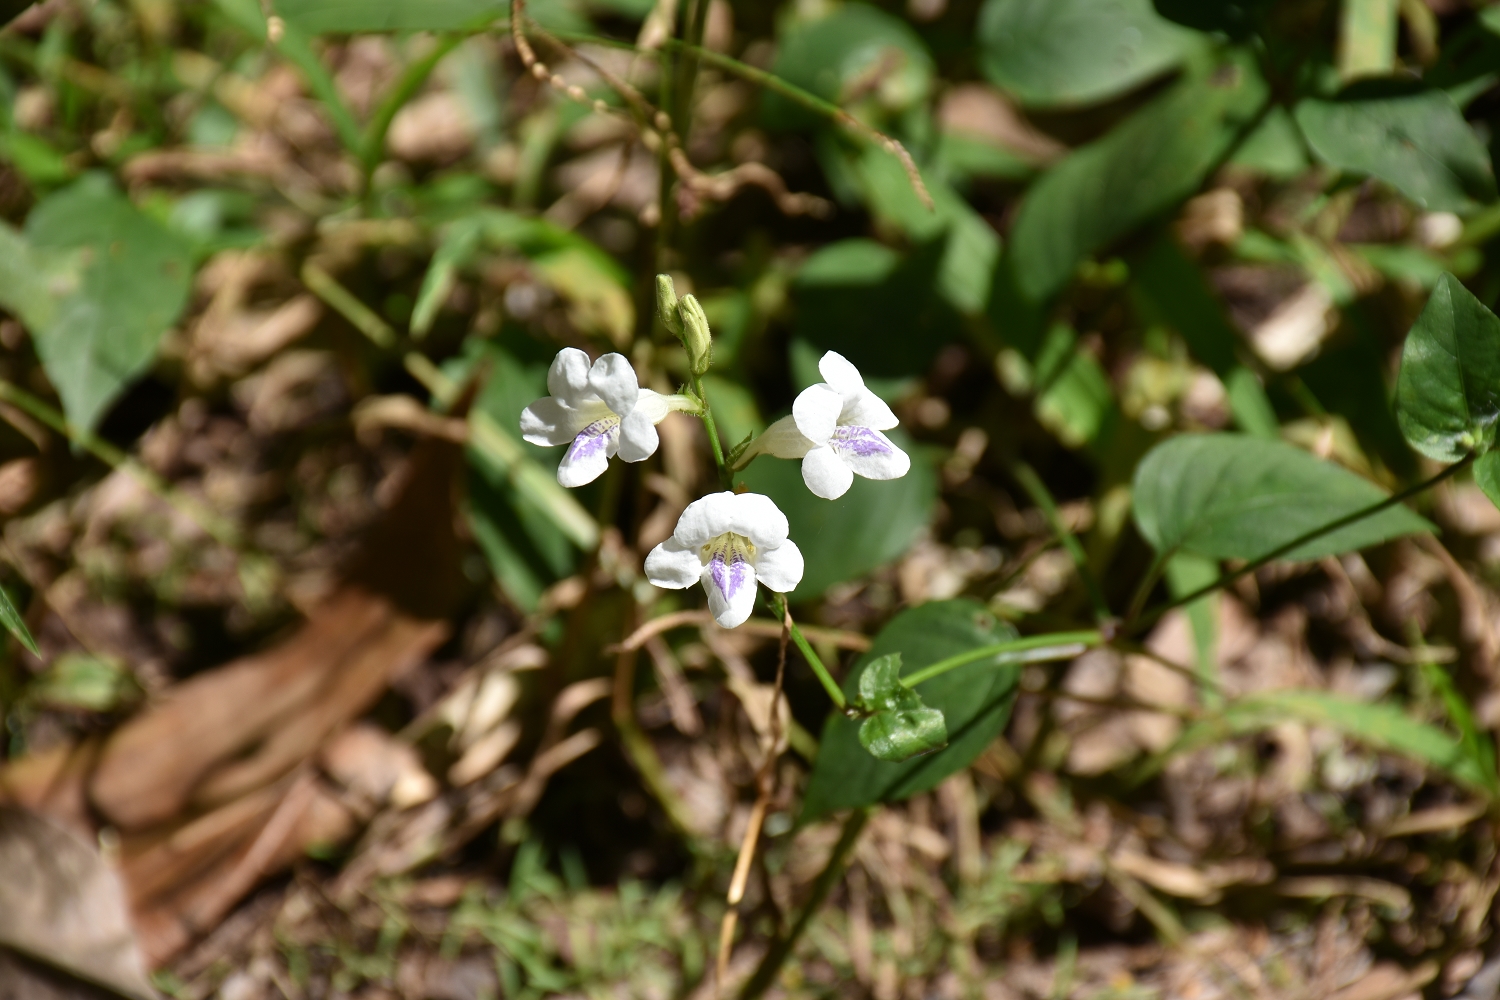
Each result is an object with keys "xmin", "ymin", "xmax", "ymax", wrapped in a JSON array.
[
  {"xmin": 709, "ymin": 549, "xmax": 751, "ymax": 602},
  {"xmin": 567, "ymin": 417, "xmax": 620, "ymax": 462},
  {"xmin": 831, "ymin": 425, "xmax": 891, "ymax": 458}
]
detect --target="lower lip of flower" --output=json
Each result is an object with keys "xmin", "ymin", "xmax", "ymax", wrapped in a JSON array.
[
  {"xmin": 568, "ymin": 414, "xmax": 621, "ymax": 460},
  {"xmin": 832, "ymin": 424, "xmax": 891, "ymax": 457},
  {"xmin": 702, "ymin": 532, "xmax": 756, "ymax": 600}
]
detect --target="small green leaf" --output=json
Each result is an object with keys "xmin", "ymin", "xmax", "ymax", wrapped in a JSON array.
[
  {"xmin": 1294, "ymin": 86, "xmax": 1497, "ymax": 213},
  {"xmin": 802, "ymin": 600, "xmax": 1020, "ymax": 821},
  {"xmin": 1477, "ymin": 452, "xmax": 1500, "ymax": 511},
  {"xmin": 978, "ymin": 0, "xmax": 1198, "ymax": 108},
  {"xmin": 1132, "ymin": 433, "xmax": 1433, "ymax": 562},
  {"xmin": 855, "ymin": 654, "xmax": 948, "ymax": 763},
  {"xmin": 1009, "ymin": 54, "xmax": 1267, "ymax": 301},
  {"xmin": 0, "ymin": 584, "xmax": 37, "ymax": 656},
  {"xmin": 1395, "ymin": 273, "xmax": 1500, "ymax": 462}
]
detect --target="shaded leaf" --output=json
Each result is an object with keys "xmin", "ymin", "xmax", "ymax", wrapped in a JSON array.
[
  {"xmin": 802, "ymin": 600, "xmax": 1019, "ymax": 820},
  {"xmin": 1295, "ymin": 86, "xmax": 1496, "ymax": 213},
  {"xmin": 1478, "ymin": 451, "xmax": 1500, "ymax": 512},
  {"xmin": 23, "ymin": 176, "xmax": 195, "ymax": 435},
  {"xmin": 855, "ymin": 654, "xmax": 948, "ymax": 763},
  {"xmin": 737, "ymin": 429, "xmax": 936, "ymax": 598},
  {"xmin": 1132, "ymin": 433, "xmax": 1432, "ymax": 561},
  {"xmin": 1395, "ymin": 273, "xmax": 1500, "ymax": 462},
  {"xmin": 978, "ymin": 0, "xmax": 1198, "ymax": 108},
  {"xmin": 1152, "ymin": 0, "xmax": 1265, "ymax": 37},
  {"xmin": 1010, "ymin": 54, "xmax": 1267, "ymax": 300},
  {"xmin": 0, "ymin": 584, "xmax": 37, "ymax": 656}
]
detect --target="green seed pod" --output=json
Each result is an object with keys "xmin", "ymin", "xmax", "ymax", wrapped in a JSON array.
[
  {"xmin": 678, "ymin": 293, "xmax": 713, "ymax": 376},
  {"xmin": 655, "ymin": 274, "xmax": 683, "ymax": 336}
]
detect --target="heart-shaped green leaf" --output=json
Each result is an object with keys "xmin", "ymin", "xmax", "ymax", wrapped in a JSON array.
[
  {"xmin": 855, "ymin": 654, "xmax": 948, "ymax": 763},
  {"xmin": 1132, "ymin": 433, "xmax": 1432, "ymax": 561},
  {"xmin": 1395, "ymin": 273, "xmax": 1500, "ymax": 462}
]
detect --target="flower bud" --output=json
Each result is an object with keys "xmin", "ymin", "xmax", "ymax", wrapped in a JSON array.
[
  {"xmin": 678, "ymin": 293, "xmax": 713, "ymax": 376},
  {"xmin": 655, "ymin": 274, "xmax": 683, "ymax": 336}
]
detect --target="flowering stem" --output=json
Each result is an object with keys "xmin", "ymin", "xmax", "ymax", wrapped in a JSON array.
[
  {"xmin": 900, "ymin": 630, "xmax": 1104, "ymax": 689},
  {"xmin": 773, "ymin": 594, "xmax": 847, "ymax": 711},
  {"xmin": 691, "ymin": 372, "xmax": 733, "ymax": 490}
]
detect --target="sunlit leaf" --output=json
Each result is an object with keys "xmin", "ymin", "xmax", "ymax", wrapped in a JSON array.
[
  {"xmin": 1009, "ymin": 54, "xmax": 1267, "ymax": 301},
  {"xmin": 22, "ymin": 175, "xmax": 195, "ymax": 435},
  {"xmin": 855, "ymin": 654, "xmax": 948, "ymax": 763},
  {"xmin": 0, "ymin": 584, "xmax": 37, "ymax": 656},
  {"xmin": 802, "ymin": 600, "xmax": 1019, "ymax": 820},
  {"xmin": 1396, "ymin": 273, "xmax": 1500, "ymax": 462},
  {"xmin": 1132, "ymin": 433, "xmax": 1432, "ymax": 562},
  {"xmin": 1295, "ymin": 85, "xmax": 1497, "ymax": 213},
  {"xmin": 978, "ymin": 0, "xmax": 1198, "ymax": 108}
]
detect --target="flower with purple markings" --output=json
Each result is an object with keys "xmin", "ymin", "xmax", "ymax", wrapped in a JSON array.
[
  {"xmin": 520, "ymin": 348, "xmax": 690, "ymax": 487},
  {"xmin": 744, "ymin": 350, "xmax": 910, "ymax": 500},
  {"xmin": 644, "ymin": 492, "xmax": 804, "ymax": 628}
]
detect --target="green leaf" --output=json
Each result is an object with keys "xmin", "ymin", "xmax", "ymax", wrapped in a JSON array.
[
  {"xmin": 1157, "ymin": 689, "xmax": 1497, "ymax": 797},
  {"xmin": 1294, "ymin": 86, "xmax": 1497, "ymax": 213},
  {"xmin": 855, "ymin": 654, "xmax": 948, "ymax": 763},
  {"xmin": 21, "ymin": 176, "xmax": 195, "ymax": 435},
  {"xmin": 737, "ymin": 428, "xmax": 936, "ymax": 598},
  {"xmin": 412, "ymin": 217, "xmax": 484, "ymax": 338},
  {"xmin": 273, "ymin": 0, "xmax": 502, "ymax": 32},
  {"xmin": 802, "ymin": 600, "xmax": 1019, "ymax": 820},
  {"xmin": 1395, "ymin": 273, "xmax": 1500, "ymax": 462},
  {"xmin": 764, "ymin": 3, "xmax": 933, "ymax": 128},
  {"xmin": 977, "ymin": 0, "xmax": 1198, "ymax": 108},
  {"xmin": 31, "ymin": 653, "xmax": 137, "ymax": 712},
  {"xmin": 1131, "ymin": 433, "xmax": 1433, "ymax": 562},
  {"xmin": 0, "ymin": 584, "xmax": 37, "ymax": 656},
  {"xmin": 1476, "ymin": 452, "xmax": 1500, "ymax": 511},
  {"xmin": 1152, "ymin": 0, "xmax": 1265, "ymax": 37},
  {"xmin": 1009, "ymin": 54, "xmax": 1267, "ymax": 301}
]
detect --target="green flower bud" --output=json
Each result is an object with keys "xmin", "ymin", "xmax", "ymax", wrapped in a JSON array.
[
  {"xmin": 655, "ymin": 274, "xmax": 683, "ymax": 336},
  {"xmin": 678, "ymin": 293, "xmax": 713, "ymax": 376}
]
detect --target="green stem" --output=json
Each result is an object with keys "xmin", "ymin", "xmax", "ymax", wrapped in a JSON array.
[
  {"xmin": 774, "ymin": 594, "xmax": 846, "ymax": 711},
  {"xmin": 691, "ymin": 372, "xmax": 732, "ymax": 490},
  {"xmin": 900, "ymin": 630, "xmax": 1103, "ymax": 689},
  {"xmin": 737, "ymin": 806, "xmax": 872, "ymax": 1000},
  {"xmin": 1010, "ymin": 461, "xmax": 1110, "ymax": 623},
  {"xmin": 1122, "ymin": 551, "xmax": 1167, "ymax": 630},
  {"xmin": 359, "ymin": 34, "xmax": 463, "ymax": 196},
  {"xmin": 1131, "ymin": 457, "xmax": 1471, "ymax": 635}
]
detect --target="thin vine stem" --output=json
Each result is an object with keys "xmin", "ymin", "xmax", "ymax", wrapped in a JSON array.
[
  {"xmin": 1129, "ymin": 456, "xmax": 1472, "ymax": 636},
  {"xmin": 773, "ymin": 593, "xmax": 846, "ymax": 711},
  {"xmin": 899, "ymin": 630, "xmax": 1104, "ymax": 689},
  {"xmin": 692, "ymin": 372, "xmax": 732, "ymax": 490}
]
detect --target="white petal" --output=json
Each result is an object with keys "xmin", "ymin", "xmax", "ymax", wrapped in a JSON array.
[
  {"xmin": 519, "ymin": 396, "xmax": 577, "ymax": 447},
  {"xmin": 727, "ymin": 492, "xmax": 789, "ymax": 548},
  {"xmin": 618, "ymin": 408, "xmax": 660, "ymax": 462},
  {"xmin": 831, "ymin": 427, "xmax": 910, "ymax": 481},
  {"xmin": 644, "ymin": 537, "xmax": 701, "ymax": 589},
  {"xmin": 840, "ymin": 388, "xmax": 899, "ymax": 431},
  {"xmin": 753, "ymin": 415, "xmax": 815, "ymax": 459},
  {"xmin": 701, "ymin": 553, "xmax": 758, "ymax": 628},
  {"xmin": 547, "ymin": 347, "xmax": 594, "ymax": 402},
  {"xmin": 674, "ymin": 492, "xmax": 738, "ymax": 547},
  {"xmin": 589, "ymin": 353, "xmax": 639, "ymax": 416},
  {"xmin": 791, "ymin": 384, "xmax": 841, "ymax": 445},
  {"xmin": 557, "ymin": 417, "xmax": 620, "ymax": 487},
  {"xmin": 753, "ymin": 539, "xmax": 804, "ymax": 594},
  {"xmin": 818, "ymin": 350, "xmax": 866, "ymax": 397},
  {"xmin": 801, "ymin": 445, "xmax": 854, "ymax": 500}
]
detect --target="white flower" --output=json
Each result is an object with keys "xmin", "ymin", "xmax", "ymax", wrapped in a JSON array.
[
  {"xmin": 644, "ymin": 491, "xmax": 804, "ymax": 628},
  {"xmin": 520, "ymin": 348, "xmax": 677, "ymax": 487},
  {"xmin": 748, "ymin": 350, "xmax": 910, "ymax": 500}
]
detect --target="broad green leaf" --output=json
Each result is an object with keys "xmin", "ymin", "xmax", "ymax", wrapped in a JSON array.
[
  {"xmin": 802, "ymin": 600, "xmax": 1019, "ymax": 820},
  {"xmin": 22, "ymin": 176, "xmax": 195, "ymax": 435},
  {"xmin": 764, "ymin": 3, "xmax": 933, "ymax": 128},
  {"xmin": 1477, "ymin": 452, "xmax": 1500, "ymax": 511},
  {"xmin": 1159, "ymin": 690, "xmax": 1497, "ymax": 796},
  {"xmin": 0, "ymin": 584, "xmax": 37, "ymax": 656},
  {"xmin": 738, "ymin": 429, "xmax": 935, "ymax": 598},
  {"xmin": 1295, "ymin": 86, "xmax": 1496, "ymax": 213},
  {"xmin": 1009, "ymin": 55, "xmax": 1267, "ymax": 301},
  {"xmin": 1395, "ymin": 273, "xmax": 1500, "ymax": 462},
  {"xmin": 855, "ymin": 654, "xmax": 948, "ymax": 763},
  {"xmin": 977, "ymin": 0, "xmax": 1198, "ymax": 108},
  {"xmin": 1132, "ymin": 433, "xmax": 1432, "ymax": 562},
  {"xmin": 274, "ymin": 0, "xmax": 501, "ymax": 32}
]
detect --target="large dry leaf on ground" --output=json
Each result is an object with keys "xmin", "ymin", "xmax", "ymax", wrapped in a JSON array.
[{"xmin": 0, "ymin": 806, "xmax": 156, "ymax": 1000}]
